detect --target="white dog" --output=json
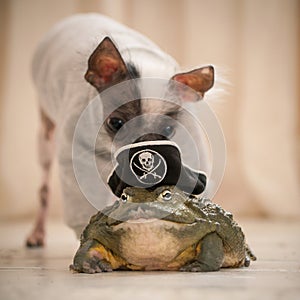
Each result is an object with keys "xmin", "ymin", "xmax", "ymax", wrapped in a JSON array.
[{"xmin": 26, "ymin": 14, "xmax": 214, "ymax": 246}]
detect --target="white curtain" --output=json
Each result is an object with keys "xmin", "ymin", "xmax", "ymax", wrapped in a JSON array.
[{"xmin": 0, "ymin": 0, "xmax": 299, "ymax": 219}]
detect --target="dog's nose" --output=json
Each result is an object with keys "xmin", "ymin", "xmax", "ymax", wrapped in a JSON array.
[{"xmin": 134, "ymin": 133, "xmax": 168, "ymax": 143}]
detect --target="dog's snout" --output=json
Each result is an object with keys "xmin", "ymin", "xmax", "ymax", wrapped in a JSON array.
[{"xmin": 134, "ymin": 134, "xmax": 168, "ymax": 143}]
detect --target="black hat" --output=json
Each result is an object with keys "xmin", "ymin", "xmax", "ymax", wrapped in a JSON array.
[{"xmin": 108, "ymin": 141, "xmax": 206, "ymax": 197}]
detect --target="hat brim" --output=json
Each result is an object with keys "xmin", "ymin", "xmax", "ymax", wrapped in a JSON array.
[{"xmin": 108, "ymin": 141, "xmax": 206, "ymax": 197}]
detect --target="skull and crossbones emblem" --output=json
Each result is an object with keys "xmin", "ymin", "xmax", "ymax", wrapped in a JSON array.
[
  {"xmin": 135, "ymin": 151, "xmax": 161, "ymax": 179},
  {"xmin": 138, "ymin": 152, "xmax": 155, "ymax": 172},
  {"xmin": 130, "ymin": 149, "xmax": 167, "ymax": 184}
]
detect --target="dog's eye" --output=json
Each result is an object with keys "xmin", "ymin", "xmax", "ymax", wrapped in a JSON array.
[
  {"xmin": 162, "ymin": 125, "xmax": 175, "ymax": 138},
  {"xmin": 107, "ymin": 117, "xmax": 124, "ymax": 132}
]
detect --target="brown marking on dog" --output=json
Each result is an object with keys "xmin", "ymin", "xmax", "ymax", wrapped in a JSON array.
[
  {"xmin": 39, "ymin": 184, "xmax": 49, "ymax": 208},
  {"xmin": 40, "ymin": 109, "xmax": 55, "ymax": 140},
  {"xmin": 26, "ymin": 109, "xmax": 55, "ymax": 247}
]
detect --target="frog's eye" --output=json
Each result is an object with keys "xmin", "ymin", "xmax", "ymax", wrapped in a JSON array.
[
  {"xmin": 120, "ymin": 193, "xmax": 128, "ymax": 203},
  {"xmin": 161, "ymin": 190, "xmax": 172, "ymax": 201}
]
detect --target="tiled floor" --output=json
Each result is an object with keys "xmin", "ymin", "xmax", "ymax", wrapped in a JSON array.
[{"xmin": 0, "ymin": 219, "xmax": 299, "ymax": 300}]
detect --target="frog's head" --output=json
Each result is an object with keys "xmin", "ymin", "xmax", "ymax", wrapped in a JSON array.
[{"xmin": 106, "ymin": 185, "xmax": 206, "ymax": 226}]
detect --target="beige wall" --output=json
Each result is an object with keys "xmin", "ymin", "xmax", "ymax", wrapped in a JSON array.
[{"xmin": 0, "ymin": 0, "xmax": 299, "ymax": 220}]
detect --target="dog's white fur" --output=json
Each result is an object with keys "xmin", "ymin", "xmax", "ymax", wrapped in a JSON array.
[{"xmin": 28, "ymin": 14, "xmax": 180, "ymax": 244}]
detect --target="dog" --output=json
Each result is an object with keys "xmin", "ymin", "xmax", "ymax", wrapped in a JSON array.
[{"xmin": 26, "ymin": 13, "xmax": 214, "ymax": 247}]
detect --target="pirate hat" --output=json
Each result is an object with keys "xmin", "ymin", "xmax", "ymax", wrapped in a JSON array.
[{"xmin": 108, "ymin": 141, "xmax": 207, "ymax": 197}]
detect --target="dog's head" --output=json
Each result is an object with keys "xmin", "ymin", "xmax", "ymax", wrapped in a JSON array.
[{"xmin": 85, "ymin": 37, "xmax": 214, "ymax": 148}]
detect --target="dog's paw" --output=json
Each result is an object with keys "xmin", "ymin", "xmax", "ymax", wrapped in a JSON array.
[{"xmin": 26, "ymin": 229, "xmax": 45, "ymax": 248}]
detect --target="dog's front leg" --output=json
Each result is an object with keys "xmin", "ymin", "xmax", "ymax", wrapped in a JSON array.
[{"xmin": 26, "ymin": 110, "xmax": 55, "ymax": 247}]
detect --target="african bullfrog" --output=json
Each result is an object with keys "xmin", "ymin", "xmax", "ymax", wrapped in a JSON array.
[{"xmin": 70, "ymin": 186, "xmax": 256, "ymax": 273}]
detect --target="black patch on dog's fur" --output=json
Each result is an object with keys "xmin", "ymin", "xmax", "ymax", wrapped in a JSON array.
[{"xmin": 126, "ymin": 62, "xmax": 140, "ymax": 79}]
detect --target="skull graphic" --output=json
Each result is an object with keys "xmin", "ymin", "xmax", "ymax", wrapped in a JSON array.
[{"xmin": 138, "ymin": 152, "xmax": 154, "ymax": 171}]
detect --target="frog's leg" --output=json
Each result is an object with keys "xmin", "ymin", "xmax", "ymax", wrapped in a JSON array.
[
  {"xmin": 70, "ymin": 239, "xmax": 124, "ymax": 273},
  {"xmin": 180, "ymin": 232, "xmax": 224, "ymax": 272}
]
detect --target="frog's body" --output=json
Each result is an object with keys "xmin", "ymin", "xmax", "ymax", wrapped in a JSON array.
[{"xmin": 71, "ymin": 186, "xmax": 256, "ymax": 273}]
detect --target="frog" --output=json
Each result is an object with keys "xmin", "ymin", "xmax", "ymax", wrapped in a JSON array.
[{"xmin": 70, "ymin": 185, "xmax": 256, "ymax": 273}]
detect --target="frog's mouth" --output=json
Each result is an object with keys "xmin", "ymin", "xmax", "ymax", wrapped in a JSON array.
[
  {"xmin": 127, "ymin": 206, "xmax": 158, "ymax": 221},
  {"xmin": 106, "ymin": 202, "xmax": 198, "ymax": 226}
]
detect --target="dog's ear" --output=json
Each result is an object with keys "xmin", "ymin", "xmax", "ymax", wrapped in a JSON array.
[
  {"xmin": 171, "ymin": 66, "xmax": 214, "ymax": 101},
  {"xmin": 85, "ymin": 37, "xmax": 129, "ymax": 92}
]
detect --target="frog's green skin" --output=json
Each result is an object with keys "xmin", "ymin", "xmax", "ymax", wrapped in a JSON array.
[{"xmin": 71, "ymin": 186, "xmax": 256, "ymax": 273}]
